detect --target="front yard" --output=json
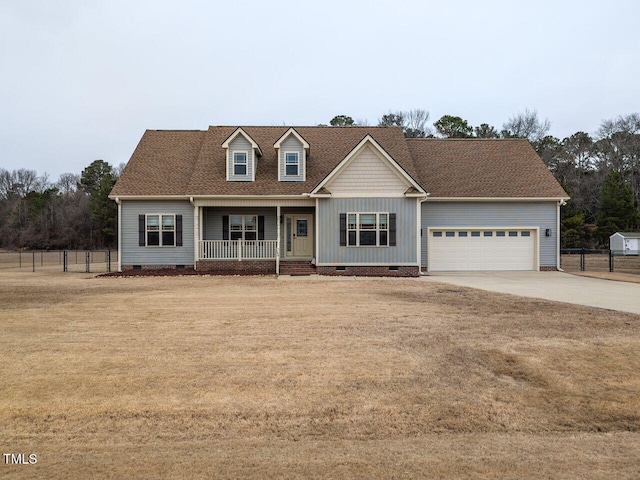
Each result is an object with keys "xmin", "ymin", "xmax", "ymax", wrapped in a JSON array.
[{"xmin": 1, "ymin": 272, "xmax": 639, "ymax": 479}]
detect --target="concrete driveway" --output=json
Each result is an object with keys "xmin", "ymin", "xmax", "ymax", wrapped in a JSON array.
[{"xmin": 421, "ymin": 271, "xmax": 640, "ymax": 315}]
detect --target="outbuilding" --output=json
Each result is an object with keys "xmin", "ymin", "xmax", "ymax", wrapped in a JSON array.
[{"xmin": 609, "ymin": 232, "xmax": 640, "ymax": 255}]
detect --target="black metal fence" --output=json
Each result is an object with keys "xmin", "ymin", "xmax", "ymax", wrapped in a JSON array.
[
  {"xmin": 561, "ymin": 248, "xmax": 640, "ymax": 274},
  {"xmin": 0, "ymin": 250, "xmax": 117, "ymax": 273}
]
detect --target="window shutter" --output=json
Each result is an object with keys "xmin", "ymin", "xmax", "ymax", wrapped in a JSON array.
[
  {"xmin": 222, "ymin": 215, "xmax": 229, "ymax": 240},
  {"xmin": 389, "ymin": 213, "xmax": 396, "ymax": 246},
  {"xmin": 139, "ymin": 215, "xmax": 145, "ymax": 246},
  {"xmin": 339, "ymin": 213, "xmax": 346, "ymax": 246},
  {"xmin": 176, "ymin": 215, "xmax": 183, "ymax": 247},
  {"xmin": 258, "ymin": 216, "xmax": 265, "ymax": 240}
]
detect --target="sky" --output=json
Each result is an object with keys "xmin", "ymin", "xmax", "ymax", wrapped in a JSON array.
[{"xmin": 1, "ymin": 0, "xmax": 639, "ymax": 181}]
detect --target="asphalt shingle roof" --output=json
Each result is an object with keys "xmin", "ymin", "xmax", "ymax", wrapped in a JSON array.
[{"xmin": 110, "ymin": 126, "xmax": 568, "ymax": 199}]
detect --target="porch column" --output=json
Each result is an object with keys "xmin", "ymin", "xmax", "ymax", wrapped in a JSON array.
[{"xmin": 276, "ymin": 205, "xmax": 281, "ymax": 274}]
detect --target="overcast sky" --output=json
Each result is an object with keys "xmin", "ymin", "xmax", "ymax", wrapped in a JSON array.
[{"xmin": 1, "ymin": 0, "xmax": 639, "ymax": 181}]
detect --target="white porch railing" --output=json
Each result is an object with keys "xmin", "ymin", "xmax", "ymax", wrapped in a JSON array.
[{"xmin": 199, "ymin": 240, "xmax": 278, "ymax": 260}]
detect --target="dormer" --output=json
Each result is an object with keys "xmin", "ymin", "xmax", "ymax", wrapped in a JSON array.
[
  {"xmin": 222, "ymin": 128, "xmax": 262, "ymax": 182},
  {"xmin": 274, "ymin": 128, "xmax": 309, "ymax": 182}
]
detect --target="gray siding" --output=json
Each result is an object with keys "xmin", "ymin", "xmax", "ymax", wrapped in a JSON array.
[
  {"xmin": 203, "ymin": 208, "xmax": 277, "ymax": 240},
  {"xmin": 317, "ymin": 198, "xmax": 418, "ymax": 265},
  {"xmin": 279, "ymin": 135, "xmax": 305, "ymax": 181},
  {"xmin": 121, "ymin": 200, "xmax": 194, "ymax": 265},
  {"xmin": 227, "ymin": 136, "xmax": 254, "ymax": 181},
  {"xmin": 421, "ymin": 202, "xmax": 558, "ymax": 267}
]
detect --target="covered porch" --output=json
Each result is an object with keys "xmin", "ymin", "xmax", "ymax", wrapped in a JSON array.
[{"xmin": 192, "ymin": 199, "xmax": 315, "ymax": 273}]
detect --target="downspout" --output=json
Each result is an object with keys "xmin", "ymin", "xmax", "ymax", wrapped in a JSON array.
[
  {"xmin": 115, "ymin": 197, "xmax": 122, "ymax": 272},
  {"xmin": 557, "ymin": 199, "xmax": 566, "ymax": 272},
  {"xmin": 418, "ymin": 193, "xmax": 430, "ymax": 275}
]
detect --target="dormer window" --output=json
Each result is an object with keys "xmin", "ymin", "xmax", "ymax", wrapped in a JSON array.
[
  {"xmin": 233, "ymin": 152, "xmax": 248, "ymax": 176},
  {"xmin": 274, "ymin": 128, "xmax": 309, "ymax": 182},
  {"xmin": 285, "ymin": 152, "xmax": 299, "ymax": 176},
  {"xmin": 222, "ymin": 128, "xmax": 262, "ymax": 182}
]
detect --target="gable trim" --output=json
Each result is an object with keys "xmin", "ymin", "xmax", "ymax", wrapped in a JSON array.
[
  {"xmin": 273, "ymin": 127, "xmax": 310, "ymax": 150},
  {"xmin": 310, "ymin": 134, "xmax": 426, "ymax": 196},
  {"xmin": 221, "ymin": 127, "xmax": 263, "ymax": 156}
]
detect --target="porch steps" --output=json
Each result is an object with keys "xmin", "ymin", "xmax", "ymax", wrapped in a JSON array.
[{"xmin": 279, "ymin": 260, "xmax": 316, "ymax": 276}]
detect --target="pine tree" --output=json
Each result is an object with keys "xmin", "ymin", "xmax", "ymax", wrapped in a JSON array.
[{"xmin": 597, "ymin": 170, "xmax": 638, "ymax": 244}]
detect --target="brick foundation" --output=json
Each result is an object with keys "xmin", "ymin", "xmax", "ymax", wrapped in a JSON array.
[
  {"xmin": 316, "ymin": 265, "xmax": 419, "ymax": 277},
  {"xmin": 122, "ymin": 264, "xmax": 193, "ymax": 271},
  {"xmin": 196, "ymin": 260, "xmax": 276, "ymax": 275},
  {"xmin": 540, "ymin": 266, "xmax": 558, "ymax": 271}
]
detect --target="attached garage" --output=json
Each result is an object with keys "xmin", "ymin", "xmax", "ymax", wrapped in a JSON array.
[{"xmin": 427, "ymin": 228, "xmax": 538, "ymax": 272}]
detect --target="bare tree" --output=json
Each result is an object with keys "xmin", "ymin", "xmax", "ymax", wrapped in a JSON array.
[
  {"xmin": 378, "ymin": 109, "xmax": 430, "ymax": 137},
  {"xmin": 502, "ymin": 109, "xmax": 551, "ymax": 144}
]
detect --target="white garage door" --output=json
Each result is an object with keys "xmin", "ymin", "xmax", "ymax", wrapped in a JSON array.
[{"xmin": 429, "ymin": 229, "xmax": 537, "ymax": 272}]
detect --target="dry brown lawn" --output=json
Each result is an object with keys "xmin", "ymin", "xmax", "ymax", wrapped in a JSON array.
[{"xmin": 1, "ymin": 271, "xmax": 639, "ymax": 479}]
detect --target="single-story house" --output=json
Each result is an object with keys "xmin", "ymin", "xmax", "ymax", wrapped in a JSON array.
[
  {"xmin": 609, "ymin": 232, "xmax": 640, "ymax": 255},
  {"xmin": 109, "ymin": 125, "xmax": 569, "ymax": 276}
]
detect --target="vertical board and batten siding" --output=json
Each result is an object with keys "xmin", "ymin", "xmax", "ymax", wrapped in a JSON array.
[
  {"xmin": 279, "ymin": 135, "xmax": 305, "ymax": 181},
  {"xmin": 121, "ymin": 200, "xmax": 194, "ymax": 265},
  {"xmin": 317, "ymin": 198, "xmax": 417, "ymax": 264},
  {"xmin": 326, "ymin": 146, "xmax": 409, "ymax": 196},
  {"xmin": 203, "ymin": 208, "xmax": 277, "ymax": 241},
  {"xmin": 421, "ymin": 202, "xmax": 558, "ymax": 268},
  {"xmin": 227, "ymin": 136, "xmax": 254, "ymax": 181}
]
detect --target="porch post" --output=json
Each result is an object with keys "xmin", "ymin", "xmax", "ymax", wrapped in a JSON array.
[{"xmin": 276, "ymin": 205, "xmax": 281, "ymax": 274}]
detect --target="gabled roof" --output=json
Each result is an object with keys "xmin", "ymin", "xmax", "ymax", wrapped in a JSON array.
[
  {"xmin": 110, "ymin": 126, "xmax": 569, "ymax": 199},
  {"xmin": 611, "ymin": 232, "xmax": 640, "ymax": 237},
  {"xmin": 273, "ymin": 127, "xmax": 309, "ymax": 150},
  {"xmin": 311, "ymin": 134, "xmax": 425, "ymax": 196},
  {"xmin": 221, "ymin": 127, "xmax": 263, "ymax": 156}
]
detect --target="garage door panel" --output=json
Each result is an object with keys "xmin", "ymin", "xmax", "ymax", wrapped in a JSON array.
[{"xmin": 429, "ymin": 229, "xmax": 536, "ymax": 271}]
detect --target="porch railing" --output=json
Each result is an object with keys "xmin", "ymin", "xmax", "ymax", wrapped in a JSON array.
[{"xmin": 199, "ymin": 240, "xmax": 278, "ymax": 260}]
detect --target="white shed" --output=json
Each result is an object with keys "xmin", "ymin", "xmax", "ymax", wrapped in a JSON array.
[{"xmin": 609, "ymin": 232, "xmax": 640, "ymax": 255}]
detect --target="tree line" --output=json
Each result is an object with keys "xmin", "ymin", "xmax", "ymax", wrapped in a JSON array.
[
  {"xmin": 328, "ymin": 110, "xmax": 640, "ymax": 247},
  {"xmin": 0, "ymin": 160, "xmax": 121, "ymax": 250},
  {"xmin": 3, "ymin": 110, "xmax": 638, "ymax": 251}
]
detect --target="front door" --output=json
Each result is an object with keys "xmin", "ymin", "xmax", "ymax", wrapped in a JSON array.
[{"xmin": 286, "ymin": 215, "xmax": 313, "ymax": 257}]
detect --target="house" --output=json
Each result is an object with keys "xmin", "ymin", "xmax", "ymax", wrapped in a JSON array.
[
  {"xmin": 609, "ymin": 232, "xmax": 640, "ymax": 255},
  {"xmin": 109, "ymin": 125, "xmax": 569, "ymax": 276}
]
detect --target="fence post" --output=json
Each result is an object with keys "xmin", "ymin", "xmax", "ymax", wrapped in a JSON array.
[
  {"xmin": 86, "ymin": 251, "xmax": 90, "ymax": 273},
  {"xmin": 41, "ymin": 251, "xmax": 43, "ymax": 266},
  {"xmin": 19, "ymin": 251, "xmax": 22, "ymax": 268},
  {"xmin": 32, "ymin": 251, "xmax": 35, "ymax": 272},
  {"xmin": 106, "ymin": 250, "xmax": 111, "ymax": 272},
  {"xmin": 63, "ymin": 250, "xmax": 67, "ymax": 272},
  {"xmin": 609, "ymin": 249, "xmax": 614, "ymax": 272},
  {"xmin": 580, "ymin": 247, "xmax": 585, "ymax": 271}
]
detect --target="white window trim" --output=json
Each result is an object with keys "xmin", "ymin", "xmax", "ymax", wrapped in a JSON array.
[
  {"xmin": 284, "ymin": 152, "xmax": 300, "ymax": 177},
  {"xmin": 228, "ymin": 214, "xmax": 258, "ymax": 241},
  {"xmin": 145, "ymin": 213, "xmax": 176, "ymax": 247},
  {"xmin": 347, "ymin": 212, "xmax": 389, "ymax": 247},
  {"xmin": 232, "ymin": 151, "xmax": 249, "ymax": 176}
]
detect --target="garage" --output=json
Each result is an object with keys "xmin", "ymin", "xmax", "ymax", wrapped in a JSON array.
[{"xmin": 428, "ymin": 228, "xmax": 537, "ymax": 272}]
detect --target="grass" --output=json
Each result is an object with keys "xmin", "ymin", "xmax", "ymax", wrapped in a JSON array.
[{"xmin": 1, "ymin": 272, "xmax": 640, "ymax": 479}]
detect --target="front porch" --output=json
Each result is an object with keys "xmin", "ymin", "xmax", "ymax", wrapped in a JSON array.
[{"xmin": 193, "ymin": 203, "xmax": 316, "ymax": 274}]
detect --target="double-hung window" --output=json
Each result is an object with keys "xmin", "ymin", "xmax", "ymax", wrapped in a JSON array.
[
  {"xmin": 284, "ymin": 152, "xmax": 299, "ymax": 176},
  {"xmin": 229, "ymin": 215, "xmax": 257, "ymax": 241},
  {"xmin": 146, "ymin": 214, "xmax": 175, "ymax": 247},
  {"xmin": 233, "ymin": 152, "xmax": 248, "ymax": 175},
  {"xmin": 347, "ymin": 213, "xmax": 389, "ymax": 246}
]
